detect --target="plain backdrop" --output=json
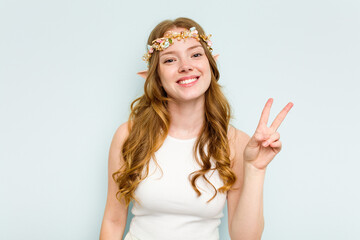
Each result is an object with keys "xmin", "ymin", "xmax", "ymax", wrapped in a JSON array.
[{"xmin": 1, "ymin": 0, "xmax": 359, "ymax": 239}]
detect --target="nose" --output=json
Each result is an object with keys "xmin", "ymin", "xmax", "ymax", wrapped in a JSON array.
[{"xmin": 178, "ymin": 59, "xmax": 193, "ymax": 73}]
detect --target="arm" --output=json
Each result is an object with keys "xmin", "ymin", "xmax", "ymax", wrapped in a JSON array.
[
  {"xmin": 229, "ymin": 159, "xmax": 266, "ymax": 240},
  {"xmin": 227, "ymin": 127, "xmax": 264, "ymax": 240},
  {"xmin": 100, "ymin": 122, "xmax": 130, "ymax": 240},
  {"xmin": 228, "ymin": 99, "xmax": 293, "ymax": 240}
]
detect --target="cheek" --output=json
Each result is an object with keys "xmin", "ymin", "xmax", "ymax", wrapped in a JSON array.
[
  {"xmin": 203, "ymin": 64, "xmax": 212, "ymax": 81},
  {"xmin": 157, "ymin": 68, "xmax": 167, "ymax": 87},
  {"xmin": 158, "ymin": 66, "xmax": 177, "ymax": 86},
  {"xmin": 200, "ymin": 60, "xmax": 211, "ymax": 73},
  {"xmin": 158, "ymin": 76, "xmax": 171, "ymax": 93}
]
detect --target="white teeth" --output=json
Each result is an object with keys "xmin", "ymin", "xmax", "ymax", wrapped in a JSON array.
[{"xmin": 178, "ymin": 78, "xmax": 198, "ymax": 85}]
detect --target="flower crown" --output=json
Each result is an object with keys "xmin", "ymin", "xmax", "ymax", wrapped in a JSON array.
[{"xmin": 142, "ymin": 27, "xmax": 213, "ymax": 62}]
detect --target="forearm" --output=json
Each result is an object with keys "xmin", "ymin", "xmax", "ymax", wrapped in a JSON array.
[
  {"xmin": 99, "ymin": 219, "xmax": 125, "ymax": 240},
  {"xmin": 230, "ymin": 162, "xmax": 266, "ymax": 240}
]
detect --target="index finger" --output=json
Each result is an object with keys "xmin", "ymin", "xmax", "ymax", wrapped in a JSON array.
[
  {"xmin": 270, "ymin": 102, "xmax": 294, "ymax": 131},
  {"xmin": 256, "ymin": 98, "xmax": 273, "ymax": 129}
]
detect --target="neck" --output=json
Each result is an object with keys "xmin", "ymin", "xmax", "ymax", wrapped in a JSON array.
[{"xmin": 167, "ymin": 97, "xmax": 205, "ymax": 139}]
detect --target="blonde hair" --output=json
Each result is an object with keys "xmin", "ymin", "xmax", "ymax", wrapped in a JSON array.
[{"xmin": 112, "ymin": 17, "xmax": 236, "ymax": 207}]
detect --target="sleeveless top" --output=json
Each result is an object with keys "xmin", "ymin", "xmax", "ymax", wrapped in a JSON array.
[{"xmin": 127, "ymin": 135, "xmax": 227, "ymax": 240}]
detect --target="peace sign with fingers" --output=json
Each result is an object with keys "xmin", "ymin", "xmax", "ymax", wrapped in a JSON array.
[{"xmin": 243, "ymin": 98, "xmax": 294, "ymax": 170}]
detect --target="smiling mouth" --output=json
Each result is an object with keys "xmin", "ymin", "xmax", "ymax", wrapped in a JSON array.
[{"xmin": 177, "ymin": 77, "xmax": 199, "ymax": 85}]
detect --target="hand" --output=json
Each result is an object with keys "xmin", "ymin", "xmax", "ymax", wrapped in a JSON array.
[{"xmin": 243, "ymin": 98, "xmax": 294, "ymax": 170}]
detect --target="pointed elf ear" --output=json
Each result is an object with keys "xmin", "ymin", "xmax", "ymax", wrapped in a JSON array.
[
  {"xmin": 213, "ymin": 54, "xmax": 219, "ymax": 61},
  {"xmin": 137, "ymin": 70, "xmax": 148, "ymax": 80}
]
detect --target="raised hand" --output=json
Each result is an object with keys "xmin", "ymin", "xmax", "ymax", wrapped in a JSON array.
[{"xmin": 243, "ymin": 98, "xmax": 294, "ymax": 170}]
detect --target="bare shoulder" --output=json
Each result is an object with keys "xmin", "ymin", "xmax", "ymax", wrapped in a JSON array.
[
  {"xmin": 226, "ymin": 125, "xmax": 252, "ymax": 226},
  {"xmin": 100, "ymin": 121, "xmax": 130, "ymax": 232},
  {"xmin": 107, "ymin": 121, "xmax": 130, "ymax": 171},
  {"xmin": 227, "ymin": 125, "xmax": 250, "ymax": 226},
  {"xmin": 228, "ymin": 124, "xmax": 251, "ymax": 154},
  {"xmin": 110, "ymin": 121, "xmax": 130, "ymax": 150}
]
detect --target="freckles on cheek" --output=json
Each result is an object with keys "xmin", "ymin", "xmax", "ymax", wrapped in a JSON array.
[{"xmin": 157, "ymin": 65, "xmax": 166, "ymax": 79}]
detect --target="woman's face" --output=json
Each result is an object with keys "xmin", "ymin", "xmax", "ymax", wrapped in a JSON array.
[{"xmin": 157, "ymin": 28, "xmax": 212, "ymax": 103}]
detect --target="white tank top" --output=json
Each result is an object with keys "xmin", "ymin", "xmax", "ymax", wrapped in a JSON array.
[{"xmin": 128, "ymin": 135, "xmax": 227, "ymax": 240}]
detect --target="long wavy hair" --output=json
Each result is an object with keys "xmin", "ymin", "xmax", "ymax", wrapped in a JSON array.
[{"xmin": 112, "ymin": 17, "xmax": 237, "ymax": 207}]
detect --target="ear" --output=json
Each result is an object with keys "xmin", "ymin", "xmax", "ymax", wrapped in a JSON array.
[
  {"xmin": 213, "ymin": 54, "xmax": 219, "ymax": 61},
  {"xmin": 137, "ymin": 70, "xmax": 148, "ymax": 80}
]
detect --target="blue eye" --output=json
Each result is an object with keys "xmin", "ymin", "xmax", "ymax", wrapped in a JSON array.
[{"xmin": 193, "ymin": 53, "xmax": 202, "ymax": 58}]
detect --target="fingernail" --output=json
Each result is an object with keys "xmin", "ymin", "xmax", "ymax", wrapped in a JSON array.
[{"xmin": 263, "ymin": 141, "xmax": 268, "ymax": 147}]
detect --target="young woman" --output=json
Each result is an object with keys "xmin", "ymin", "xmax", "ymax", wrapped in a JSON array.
[{"xmin": 100, "ymin": 17, "xmax": 293, "ymax": 240}]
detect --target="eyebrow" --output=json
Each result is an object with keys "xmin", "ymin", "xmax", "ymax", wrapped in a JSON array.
[{"xmin": 159, "ymin": 45, "xmax": 203, "ymax": 57}]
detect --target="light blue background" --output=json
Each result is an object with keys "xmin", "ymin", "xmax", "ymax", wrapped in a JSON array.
[{"xmin": 1, "ymin": 0, "xmax": 359, "ymax": 239}]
